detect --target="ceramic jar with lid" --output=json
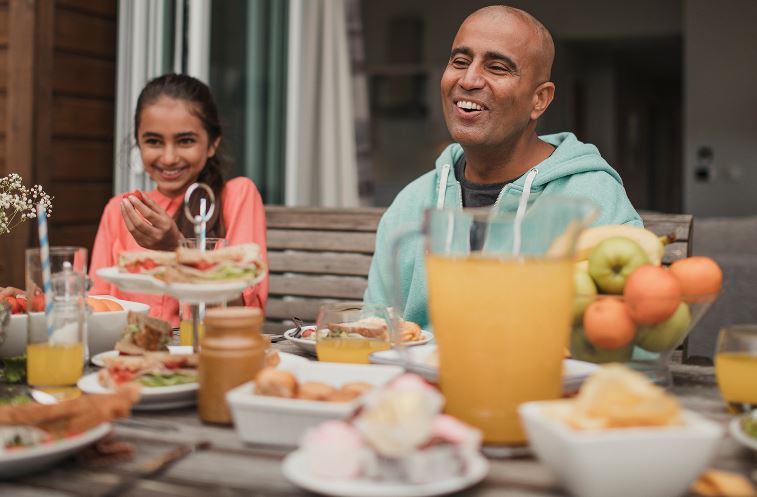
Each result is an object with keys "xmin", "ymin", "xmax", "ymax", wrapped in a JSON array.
[{"xmin": 198, "ymin": 307, "xmax": 266, "ymax": 424}]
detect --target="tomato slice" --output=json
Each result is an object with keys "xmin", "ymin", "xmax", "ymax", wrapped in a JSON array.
[{"xmin": 189, "ymin": 261, "xmax": 215, "ymax": 271}]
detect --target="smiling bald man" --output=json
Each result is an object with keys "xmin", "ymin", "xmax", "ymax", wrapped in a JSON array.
[{"xmin": 365, "ymin": 5, "xmax": 642, "ymax": 328}]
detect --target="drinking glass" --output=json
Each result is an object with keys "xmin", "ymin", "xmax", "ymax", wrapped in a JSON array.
[
  {"xmin": 393, "ymin": 197, "xmax": 596, "ymax": 446},
  {"xmin": 25, "ymin": 247, "xmax": 88, "ymax": 387},
  {"xmin": 715, "ymin": 324, "xmax": 757, "ymax": 413},
  {"xmin": 315, "ymin": 303, "xmax": 394, "ymax": 364},
  {"xmin": 178, "ymin": 238, "xmax": 228, "ymax": 347}
]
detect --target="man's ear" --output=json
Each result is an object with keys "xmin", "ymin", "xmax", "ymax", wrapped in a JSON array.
[
  {"xmin": 531, "ymin": 81, "xmax": 555, "ymax": 121},
  {"xmin": 208, "ymin": 137, "xmax": 221, "ymax": 158}
]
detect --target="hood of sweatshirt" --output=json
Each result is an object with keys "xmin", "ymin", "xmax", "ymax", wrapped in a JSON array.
[{"xmin": 432, "ymin": 132, "xmax": 623, "ymax": 208}]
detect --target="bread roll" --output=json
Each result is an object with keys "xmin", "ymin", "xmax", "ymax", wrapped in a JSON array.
[
  {"xmin": 297, "ymin": 382, "xmax": 336, "ymax": 401},
  {"xmin": 255, "ymin": 368, "xmax": 297, "ymax": 398},
  {"xmin": 340, "ymin": 381, "xmax": 373, "ymax": 397}
]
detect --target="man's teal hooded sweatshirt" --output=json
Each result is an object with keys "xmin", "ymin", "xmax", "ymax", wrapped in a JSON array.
[{"xmin": 364, "ymin": 132, "xmax": 643, "ymax": 328}]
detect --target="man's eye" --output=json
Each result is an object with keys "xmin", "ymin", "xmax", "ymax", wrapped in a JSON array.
[
  {"xmin": 490, "ymin": 65, "xmax": 512, "ymax": 74},
  {"xmin": 450, "ymin": 58, "xmax": 469, "ymax": 68}
]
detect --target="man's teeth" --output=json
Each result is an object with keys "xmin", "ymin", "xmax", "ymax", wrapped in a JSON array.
[{"xmin": 457, "ymin": 100, "xmax": 484, "ymax": 111}]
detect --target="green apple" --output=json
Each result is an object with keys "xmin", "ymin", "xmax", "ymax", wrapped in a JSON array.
[
  {"xmin": 573, "ymin": 266, "xmax": 598, "ymax": 323},
  {"xmin": 588, "ymin": 236, "xmax": 650, "ymax": 294},
  {"xmin": 570, "ymin": 326, "xmax": 633, "ymax": 363},
  {"xmin": 636, "ymin": 303, "xmax": 691, "ymax": 353}
]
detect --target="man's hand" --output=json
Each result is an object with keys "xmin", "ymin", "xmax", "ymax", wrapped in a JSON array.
[{"xmin": 121, "ymin": 194, "xmax": 183, "ymax": 251}]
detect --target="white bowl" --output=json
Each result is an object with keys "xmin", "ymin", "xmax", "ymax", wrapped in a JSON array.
[
  {"xmin": 0, "ymin": 297, "xmax": 150, "ymax": 358},
  {"xmin": 518, "ymin": 401, "xmax": 723, "ymax": 497},
  {"xmin": 227, "ymin": 361, "xmax": 404, "ymax": 446}
]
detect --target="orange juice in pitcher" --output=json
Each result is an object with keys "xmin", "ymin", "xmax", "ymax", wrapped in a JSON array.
[
  {"xmin": 395, "ymin": 199, "xmax": 595, "ymax": 446},
  {"xmin": 427, "ymin": 254, "xmax": 573, "ymax": 443}
]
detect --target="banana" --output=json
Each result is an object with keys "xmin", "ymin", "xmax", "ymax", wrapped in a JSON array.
[{"xmin": 549, "ymin": 224, "xmax": 664, "ymax": 265}]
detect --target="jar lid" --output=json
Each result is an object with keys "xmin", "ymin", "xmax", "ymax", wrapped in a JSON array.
[{"xmin": 205, "ymin": 307, "xmax": 263, "ymax": 329}]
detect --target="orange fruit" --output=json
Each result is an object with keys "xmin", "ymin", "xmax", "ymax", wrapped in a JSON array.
[
  {"xmin": 86, "ymin": 297, "xmax": 109, "ymax": 312},
  {"xmin": 669, "ymin": 256, "xmax": 722, "ymax": 303},
  {"xmin": 623, "ymin": 264, "xmax": 682, "ymax": 324},
  {"xmin": 101, "ymin": 299, "xmax": 124, "ymax": 312},
  {"xmin": 583, "ymin": 297, "xmax": 636, "ymax": 350}
]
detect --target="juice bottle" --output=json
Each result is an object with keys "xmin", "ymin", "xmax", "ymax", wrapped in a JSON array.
[{"xmin": 426, "ymin": 254, "xmax": 573, "ymax": 444}]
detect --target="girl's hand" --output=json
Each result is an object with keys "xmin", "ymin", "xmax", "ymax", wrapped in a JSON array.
[{"xmin": 121, "ymin": 194, "xmax": 184, "ymax": 250}]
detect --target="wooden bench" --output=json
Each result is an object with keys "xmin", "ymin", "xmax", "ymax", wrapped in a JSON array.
[{"xmin": 263, "ymin": 206, "xmax": 694, "ymax": 334}]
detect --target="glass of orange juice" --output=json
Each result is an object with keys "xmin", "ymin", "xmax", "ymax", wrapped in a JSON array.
[
  {"xmin": 25, "ymin": 248, "xmax": 88, "ymax": 388},
  {"xmin": 315, "ymin": 303, "xmax": 393, "ymax": 364},
  {"xmin": 715, "ymin": 324, "xmax": 757, "ymax": 413},
  {"xmin": 400, "ymin": 197, "xmax": 596, "ymax": 446}
]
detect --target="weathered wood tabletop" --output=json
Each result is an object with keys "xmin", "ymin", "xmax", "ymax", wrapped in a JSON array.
[{"xmin": 2, "ymin": 343, "xmax": 755, "ymax": 497}]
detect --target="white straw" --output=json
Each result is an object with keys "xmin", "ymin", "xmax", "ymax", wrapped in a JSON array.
[{"xmin": 36, "ymin": 204, "xmax": 54, "ymax": 338}]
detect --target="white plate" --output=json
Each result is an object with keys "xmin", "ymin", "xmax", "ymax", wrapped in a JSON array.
[
  {"xmin": 96, "ymin": 266, "xmax": 266, "ymax": 304},
  {"xmin": 283, "ymin": 328, "xmax": 434, "ymax": 356},
  {"xmin": 77, "ymin": 372, "xmax": 198, "ymax": 410},
  {"xmin": 729, "ymin": 416, "xmax": 757, "ymax": 451},
  {"xmin": 369, "ymin": 345, "xmax": 599, "ymax": 393},
  {"xmin": 282, "ymin": 448, "xmax": 489, "ymax": 497},
  {"xmin": 91, "ymin": 346, "xmax": 194, "ymax": 367},
  {"xmin": 0, "ymin": 422, "xmax": 111, "ymax": 478}
]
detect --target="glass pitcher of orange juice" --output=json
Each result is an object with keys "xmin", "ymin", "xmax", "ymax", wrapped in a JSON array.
[{"xmin": 395, "ymin": 197, "xmax": 595, "ymax": 446}]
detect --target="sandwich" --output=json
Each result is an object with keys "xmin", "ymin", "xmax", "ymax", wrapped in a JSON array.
[
  {"xmin": 97, "ymin": 352, "xmax": 198, "ymax": 389},
  {"xmin": 328, "ymin": 317, "xmax": 423, "ymax": 342},
  {"xmin": 118, "ymin": 250, "xmax": 176, "ymax": 279},
  {"xmin": 115, "ymin": 312, "xmax": 171, "ymax": 356},
  {"xmin": 166, "ymin": 243, "xmax": 266, "ymax": 283}
]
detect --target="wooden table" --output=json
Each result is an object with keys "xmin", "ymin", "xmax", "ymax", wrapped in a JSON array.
[{"xmin": 2, "ymin": 344, "xmax": 755, "ymax": 497}]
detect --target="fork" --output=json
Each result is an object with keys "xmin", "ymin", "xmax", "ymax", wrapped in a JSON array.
[{"xmin": 292, "ymin": 316, "xmax": 305, "ymax": 338}]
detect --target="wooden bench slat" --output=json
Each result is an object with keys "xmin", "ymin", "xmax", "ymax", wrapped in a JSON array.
[
  {"xmin": 268, "ymin": 251, "xmax": 372, "ymax": 276},
  {"xmin": 265, "ymin": 297, "xmax": 361, "ymax": 321},
  {"xmin": 662, "ymin": 242, "xmax": 688, "ymax": 265},
  {"xmin": 267, "ymin": 230, "xmax": 376, "ymax": 253},
  {"xmin": 269, "ymin": 274, "xmax": 368, "ymax": 299},
  {"xmin": 265, "ymin": 206, "xmax": 383, "ymax": 231}
]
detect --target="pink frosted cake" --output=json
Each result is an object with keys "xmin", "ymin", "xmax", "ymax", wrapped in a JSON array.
[{"xmin": 299, "ymin": 374, "xmax": 482, "ymax": 484}]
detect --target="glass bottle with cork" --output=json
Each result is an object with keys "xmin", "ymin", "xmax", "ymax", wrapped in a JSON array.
[{"xmin": 198, "ymin": 307, "xmax": 266, "ymax": 424}]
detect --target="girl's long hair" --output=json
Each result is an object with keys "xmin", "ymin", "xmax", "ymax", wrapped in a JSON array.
[{"xmin": 134, "ymin": 73, "xmax": 227, "ymax": 238}]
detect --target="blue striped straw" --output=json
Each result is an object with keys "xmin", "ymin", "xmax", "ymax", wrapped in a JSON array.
[{"xmin": 36, "ymin": 204, "xmax": 54, "ymax": 338}]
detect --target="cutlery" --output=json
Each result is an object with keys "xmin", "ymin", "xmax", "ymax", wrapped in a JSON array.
[
  {"xmin": 115, "ymin": 418, "xmax": 179, "ymax": 432},
  {"xmin": 30, "ymin": 389, "xmax": 59, "ymax": 405},
  {"xmin": 97, "ymin": 440, "xmax": 211, "ymax": 497},
  {"xmin": 292, "ymin": 316, "xmax": 305, "ymax": 338}
]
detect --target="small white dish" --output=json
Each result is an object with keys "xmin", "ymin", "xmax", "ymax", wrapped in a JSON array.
[
  {"xmin": 77, "ymin": 372, "xmax": 198, "ymax": 410},
  {"xmin": 519, "ymin": 401, "xmax": 723, "ymax": 497},
  {"xmin": 281, "ymin": 449, "xmax": 489, "ymax": 497},
  {"xmin": 283, "ymin": 327, "xmax": 433, "ymax": 356},
  {"xmin": 729, "ymin": 415, "xmax": 757, "ymax": 451},
  {"xmin": 96, "ymin": 266, "xmax": 266, "ymax": 304},
  {"xmin": 227, "ymin": 361, "xmax": 403, "ymax": 446},
  {"xmin": 369, "ymin": 345, "xmax": 599, "ymax": 393},
  {"xmin": 0, "ymin": 422, "xmax": 111, "ymax": 478}
]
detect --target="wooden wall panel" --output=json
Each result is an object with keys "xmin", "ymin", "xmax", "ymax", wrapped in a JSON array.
[
  {"xmin": 0, "ymin": 92, "xmax": 5, "ymax": 135},
  {"xmin": 56, "ymin": 0, "xmax": 117, "ymax": 19},
  {"xmin": 51, "ymin": 139, "xmax": 114, "ymax": 181},
  {"xmin": 48, "ymin": 224, "xmax": 99, "ymax": 252},
  {"xmin": 52, "ymin": 96, "xmax": 114, "ymax": 139},
  {"xmin": 53, "ymin": 52, "xmax": 115, "ymax": 98},
  {"xmin": 0, "ymin": 49, "xmax": 6, "ymax": 90},
  {"xmin": 48, "ymin": 183, "xmax": 112, "ymax": 224},
  {"xmin": 0, "ymin": 5, "xmax": 7, "ymax": 47},
  {"xmin": 54, "ymin": 8, "xmax": 116, "ymax": 59}
]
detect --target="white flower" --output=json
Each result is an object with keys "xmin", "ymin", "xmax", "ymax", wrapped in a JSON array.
[{"xmin": 0, "ymin": 172, "xmax": 54, "ymax": 237}]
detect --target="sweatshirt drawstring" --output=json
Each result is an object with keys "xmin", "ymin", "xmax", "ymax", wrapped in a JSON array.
[
  {"xmin": 512, "ymin": 168, "xmax": 539, "ymax": 256},
  {"xmin": 436, "ymin": 164, "xmax": 451, "ymax": 209}
]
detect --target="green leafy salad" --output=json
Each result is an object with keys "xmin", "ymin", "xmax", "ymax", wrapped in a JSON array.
[
  {"xmin": 741, "ymin": 413, "xmax": 757, "ymax": 439},
  {"xmin": 137, "ymin": 372, "xmax": 197, "ymax": 387}
]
